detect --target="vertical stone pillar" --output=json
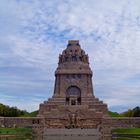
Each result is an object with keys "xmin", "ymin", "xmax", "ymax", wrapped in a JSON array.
[
  {"xmin": 32, "ymin": 125, "xmax": 44, "ymax": 136},
  {"xmin": 101, "ymin": 126, "xmax": 112, "ymax": 140},
  {"xmin": 87, "ymin": 74, "xmax": 93, "ymax": 96},
  {"xmin": 53, "ymin": 75, "xmax": 60, "ymax": 96}
]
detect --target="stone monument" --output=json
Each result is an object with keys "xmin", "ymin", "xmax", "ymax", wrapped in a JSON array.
[
  {"xmin": 38, "ymin": 40, "xmax": 108, "ymax": 128},
  {"xmin": 0, "ymin": 40, "xmax": 139, "ymax": 139}
]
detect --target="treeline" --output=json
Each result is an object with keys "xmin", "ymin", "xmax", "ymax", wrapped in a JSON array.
[
  {"xmin": 0, "ymin": 103, "xmax": 27, "ymax": 117},
  {"xmin": 0, "ymin": 103, "xmax": 38, "ymax": 117},
  {"xmin": 121, "ymin": 106, "xmax": 140, "ymax": 117},
  {"xmin": 109, "ymin": 106, "xmax": 140, "ymax": 117}
]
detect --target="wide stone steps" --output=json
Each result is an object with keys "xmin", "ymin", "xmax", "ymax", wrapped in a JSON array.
[{"xmin": 43, "ymin": 128, "xmax": 101, "ymax": 136}]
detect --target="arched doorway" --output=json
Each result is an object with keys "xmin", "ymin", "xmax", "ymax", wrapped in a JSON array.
[{"xmin": 66, "ymin": 86, "xmax": 81, "ymax": 105}]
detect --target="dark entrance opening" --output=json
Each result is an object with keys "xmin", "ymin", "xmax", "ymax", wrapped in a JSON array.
[
  {"xmin": 71, "ymin": 100, "xmax": 76, "ymax": 105},
  {"xmin": 66, "ymin": 86, "xmax": 81, "ymax": 105},
  {"xmin": 66, "ymin": 97, "xmax": 69, "ymax": 105},
  {"xmin": 77, "ymin": 97, "xmax": 81, "ymax": 105}
]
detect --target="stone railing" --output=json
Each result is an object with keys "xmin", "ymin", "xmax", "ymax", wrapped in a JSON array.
[
  {"xmin": 0, "ymin": 117, "xmax": 45, "ymax": 128},
  {"xmin": 100, "ymin": 117, "xmax": 140, "ymax": 140},
  {"xmin": 102, "ymin": 117, "xmax": 140, "ymax": 128}
]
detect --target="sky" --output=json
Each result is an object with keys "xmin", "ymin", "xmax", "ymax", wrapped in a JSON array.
[{"xmin": 0, "ymin": 0, "xmax": 140, "ymax": 112}]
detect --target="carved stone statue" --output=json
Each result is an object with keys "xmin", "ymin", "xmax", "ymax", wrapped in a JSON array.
[
  {"xmin": 69, "ymin": 113, "xmax": 77, "ymax": 128},
  {"xmin": 67, "ymin": 50, "xmax": 72, "ymax": 61},
  {"xmin": 59, "ymin": 55, "xmax": 62, "ymax": 63},
  {"xmin": 61, "ymin": 55, "xmax": 65, "ymax": 62}
]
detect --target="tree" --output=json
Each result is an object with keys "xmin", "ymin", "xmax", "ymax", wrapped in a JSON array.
[{"xmin": 0, "ymin": 103, "xmax": 27, "ymax": 117}]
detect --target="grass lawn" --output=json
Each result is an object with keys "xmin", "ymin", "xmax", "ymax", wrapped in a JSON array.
[
  {"xmin": 112, "ymin": 128, "xmax": 140, "ymax": 134},
  {"xmin": 0, "ymin": 128, "xmax": 31, "ymax": 134}
]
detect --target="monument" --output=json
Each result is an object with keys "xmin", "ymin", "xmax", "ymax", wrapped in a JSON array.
[
  {"xmin": 0, "ymin": 40, "xmax": 139, "ymax": 140},
  {"xmin": 38, "ymin": 40, "xmax": 108, "ymax": 128}
]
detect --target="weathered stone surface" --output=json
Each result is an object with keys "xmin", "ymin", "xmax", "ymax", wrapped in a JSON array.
[{"xmin": 38, "ymin": 40, "xmax": 108, "ymax": 128}]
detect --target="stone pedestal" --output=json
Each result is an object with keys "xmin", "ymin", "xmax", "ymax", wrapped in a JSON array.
[{"xmin": 101, "ymin": 126, "xmax": 112, "ymax": 140}]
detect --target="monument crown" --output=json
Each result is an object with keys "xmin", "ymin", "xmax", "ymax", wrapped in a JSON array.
[
  {"xmin": 58, "ymin": 40, "xmax": 89, "ymax": 69},
  {"xmin": 68, "ymin": 40, "xmax": 79, "ymax": 45}
]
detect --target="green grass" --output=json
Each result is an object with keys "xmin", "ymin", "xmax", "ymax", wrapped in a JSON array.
[
  {"xmin": 0, "ymin": 128, "xmax": 31, "ymax": 134},
  {"xmin": 112, "ymin": 128, "xmax": 140, "ymax": 134}
]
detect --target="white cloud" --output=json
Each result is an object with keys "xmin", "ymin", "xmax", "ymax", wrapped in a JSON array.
[{"xmin": 0, "ymin": 0, "xmax": 140, "ymax": 112}]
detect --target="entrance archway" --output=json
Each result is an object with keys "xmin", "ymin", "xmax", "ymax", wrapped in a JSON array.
[{"xmin": 66, "ymin": 86, "xmax": 81, "ymax": 105}]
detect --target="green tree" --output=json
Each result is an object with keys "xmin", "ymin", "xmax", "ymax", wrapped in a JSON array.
[
  {"xmin": 133, "ymin": 106, "xmax": 140, "ymax": 117},
  {"xmin": 0, "ymin": 103, "xmax": 27, "ymax": 117},
  {"xmin": 121, "ymin": 106, "xmax": 140, "ymax": 117}
]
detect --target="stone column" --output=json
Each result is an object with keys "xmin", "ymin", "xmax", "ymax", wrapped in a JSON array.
[
  {"xmin": 32, "ymin": 125, "xmax": 44, "ymax": 136},
  {"xmin": 100, "ymin": 126, "xmax": 112, "ymax": 140},
  {"xmin": 53, "ymin": 75, "xmax": 60, "ymax": 96},
  {"xmin": 87, "ymin": 74, "xmax": 93, "ymax": 96}
]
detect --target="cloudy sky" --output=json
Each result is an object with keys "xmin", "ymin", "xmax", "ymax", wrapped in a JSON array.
[{"xmin": 0, "ymin": 0, "xmax": 140, "ymax": 112}]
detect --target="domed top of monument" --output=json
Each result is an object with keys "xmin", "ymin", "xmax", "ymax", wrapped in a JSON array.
[
  {"xmin": 61, "ymin": 40, "xmax": 86, "ymax": 58},
  {"xmin": 66, "ymin": 40, "xmax": 82, "ymax": 50},
  {"xmin": 56, "ymin": 40, "xmax": 92, "ymax": 75},
  {"xmin": 59, "ymin": 40, "xmax": 88, "ymax": 64}
]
